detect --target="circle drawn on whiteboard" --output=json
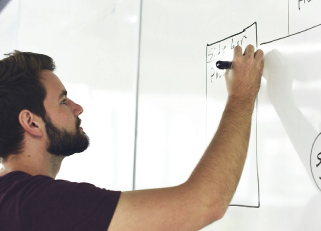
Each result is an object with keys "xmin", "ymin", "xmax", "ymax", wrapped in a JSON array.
[{"xmin": 310, "ymin": 133, "xmax": 321, "ymax": 191}]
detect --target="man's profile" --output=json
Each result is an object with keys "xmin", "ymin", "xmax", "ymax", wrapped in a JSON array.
[{"xmin": 0, "ymin": 46, "xmax": 264, "ymax": 231}]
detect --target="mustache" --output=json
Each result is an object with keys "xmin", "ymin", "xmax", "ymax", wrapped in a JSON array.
[{"xmin": 76, "ymin": 118, "xmax": 81, "ymax": 128}]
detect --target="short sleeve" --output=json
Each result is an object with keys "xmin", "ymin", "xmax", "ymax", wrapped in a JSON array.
[{"xmin": 19, "ymin": 175, "xmax": 121, "ymax": 231}]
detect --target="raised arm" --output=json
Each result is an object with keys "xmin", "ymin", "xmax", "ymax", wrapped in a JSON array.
[{"xmin": 107, "ymin": 45, "xmax": 264, "ymax": 231}]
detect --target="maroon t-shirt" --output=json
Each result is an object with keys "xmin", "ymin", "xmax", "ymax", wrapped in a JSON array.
[{"xmin": 0, "ymin": 171, "xmax": 121, "ymax": 231}]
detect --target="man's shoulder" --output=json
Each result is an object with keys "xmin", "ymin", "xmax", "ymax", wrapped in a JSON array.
[
  {"xmin": 0, "ymin": 170, "xmax": 120, "ymax": 198},
  {"xmin": 0, "ymin": 170, "xmax": 121, "ymax": 231},
  {"xmin": 0, "ymin": 170, "xmax": 32, "ymax": 182}
]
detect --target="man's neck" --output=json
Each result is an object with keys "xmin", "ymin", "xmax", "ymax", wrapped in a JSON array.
[{"xmin": 0, "ymin": 153, "xmax": 64, "ymax": 179}]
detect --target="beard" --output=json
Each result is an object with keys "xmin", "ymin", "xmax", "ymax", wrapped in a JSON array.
[{"xmin": 44, "ymin": 115, "xmax": 90, "ymax": 157}]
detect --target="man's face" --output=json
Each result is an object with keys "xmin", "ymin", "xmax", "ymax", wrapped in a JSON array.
[
  {"xmin": 44, "ymin": 114, "xmax": 89, "ymax": 156},
  {"xmin": 40, "ymin": 70, "xmax": 89, "ymax": 156}
]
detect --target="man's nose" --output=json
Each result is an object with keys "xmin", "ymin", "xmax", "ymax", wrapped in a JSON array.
[{"xmin": 71, "ymin": 99, "xmax": 83, "ymax": 116}]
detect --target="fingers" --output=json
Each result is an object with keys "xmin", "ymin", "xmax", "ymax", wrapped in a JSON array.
[
  {"xmin": 234, "ymin": 45, "xmax": 258, "ymax": 59},
  {"xmin": 243, "ymin": 44, "xmax": 255, "ymax": 57},
  {"xmin": 234, "ymin": 44, "xmax": 264, "ymax": 63},
  {"xmin": 254, "ymin": 49, "xmax": 264, "ymax": 60},
  {"xmin": 232, "ymin": 45, "xmax": 264, "ymax": 69},
  {"xmin": 254, "ymin": 49, "xmax": 264, "ymax": 72},
  {"xmin": 233, "ymin": 45, "xmax": 242, "ymax": 57}
]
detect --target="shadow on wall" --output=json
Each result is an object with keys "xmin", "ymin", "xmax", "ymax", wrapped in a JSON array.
[
  {"xmin": 263, "ymin": 49, "xmax": 320, "ymax": 186},
  {"xmin": 0, "ymin": 0, "xmax": 11, "ymax": 14}
]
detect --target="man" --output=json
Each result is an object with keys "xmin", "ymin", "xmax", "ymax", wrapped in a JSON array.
[{"xmin": 0, "ymin": 45, "xmax": 264, "ymax": 231}]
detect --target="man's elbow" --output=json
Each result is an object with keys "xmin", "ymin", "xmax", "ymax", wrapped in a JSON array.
[
  {"xmin": 203, "ymin": 202, "xmax": 227, "ymax": 225},
  {"xmin": 182, "ymin": 182, "xmax": 229, "ymax": 227},
  {"xmin": 197, "ymin": 190, "xmax": 232, "ymax": 226}
]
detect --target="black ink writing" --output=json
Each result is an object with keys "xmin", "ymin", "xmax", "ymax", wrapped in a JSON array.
[
  {"xmin": 217, "ymin": 44, "xmax": 221, "ymax": 56},
  {"xmin": 298, "ymin": 0, "xmax": 312, "ymax": 10},
  {"xmin": 231, "ymin": 36, "xmax": 248, "ymax": 49},
  {"xmin": 207, "ymin": 35, "xmax": 247, "ymax": 62},
  {"xmin": 318, "ymin": 152, "xmax": 321, "ymax": 180},
  {"xmin": 316, "ymin": 152, "xmax": 321, "ymax": 167},
  {"xmin": 207, "ymin": 48, "xmax": 214, "ymax": 61},
  {"xmin": 208, "ymin": 45, "xmax": 228, "ymax": 60},
  {"xmin": 210, "ymin": 67, "xmax": 224, "ymax": 82}
]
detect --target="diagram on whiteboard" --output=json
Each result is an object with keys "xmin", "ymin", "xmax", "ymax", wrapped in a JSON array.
[
  {"xmin": 206, "ymin": 23, "xmax": 260, "ymax": 207},
  {"xmin": 289, "ymin": 0, "xmax": 321, "ymax": 33},
  {"xmin": 311, "ymin": 133, "xmax": 321, "ymax": 191}
]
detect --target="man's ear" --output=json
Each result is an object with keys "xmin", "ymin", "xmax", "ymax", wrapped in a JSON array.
[{"xmin": 18, "ymin": 110, "xmax": 44, "ymax": 137}]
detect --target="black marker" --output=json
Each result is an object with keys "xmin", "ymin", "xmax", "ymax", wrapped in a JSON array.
[{"xmin": 216, "ymin": 61, "xmax": 232, "ymax": 70}]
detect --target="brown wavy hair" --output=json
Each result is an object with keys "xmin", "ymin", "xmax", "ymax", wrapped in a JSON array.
[{"xmin": 0, "ymin": 50, "xmax": 55, "ymax": 162}]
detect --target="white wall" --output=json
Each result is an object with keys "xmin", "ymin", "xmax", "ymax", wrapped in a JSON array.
[{"xmin": 0, "ymin": 0, "xmax": 141, "ymax": 191}]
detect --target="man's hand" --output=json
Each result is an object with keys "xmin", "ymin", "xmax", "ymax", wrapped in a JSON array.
[{"xmin": 225, "ymin": 45, "xmax": 264, "ymax": 103}]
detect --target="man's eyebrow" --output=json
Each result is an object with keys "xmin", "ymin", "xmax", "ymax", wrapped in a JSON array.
[{"xmin": 58, "ymin": 90, "xmax": 67, "ymax": 100}]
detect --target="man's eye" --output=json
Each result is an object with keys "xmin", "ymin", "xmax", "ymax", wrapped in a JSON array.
[{"xmin": 61, "ymin": 99, "xmax": 67, "ymax": 104}]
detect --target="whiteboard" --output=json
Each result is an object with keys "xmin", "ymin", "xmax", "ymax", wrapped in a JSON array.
[{"xmin": 135, "ymin": 0, "xmax": 321, "ymax": 230}]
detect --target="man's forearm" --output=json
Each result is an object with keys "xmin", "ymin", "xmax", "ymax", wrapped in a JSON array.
[{"xmin": 186, "ymin": 96, "xmax": 256, "ymax": 217}]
